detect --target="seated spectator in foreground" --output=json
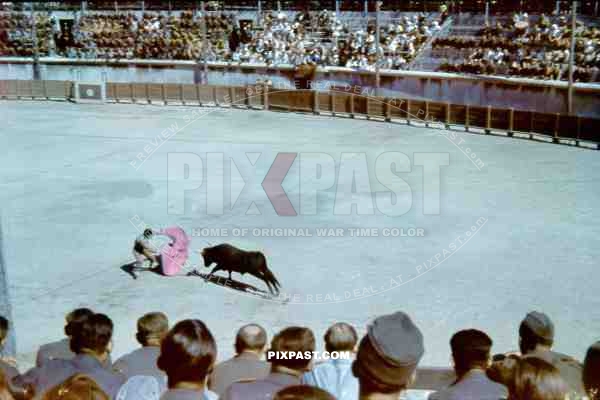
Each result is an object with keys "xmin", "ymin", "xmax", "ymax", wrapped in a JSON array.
[
  {"xmin": 429, "ymin": 329, "xmax": 507, "ymax": 400},
  {"xmin": 157, "ymin": 319, "xmax": 218, "ymax": 400},
  {"xmin": 517, "ymin": 311, "xmax": 584, "ymax": 395},
  {"xmin": 43, "ymin": 374, "xmax": 109, "ymax": 400},
  {"xmin": 302, "ymin": 322, "xmax": 358, "ymax": 400},
  {"xmin": 35, "ymin": 308, "xmax": 100, "ymax": 367},
  {"xmin": 208, "ymin": 324, "xmax": 270, "ymax": 396},
  {"xmin": 14, "ymin": 313, "xmax": 124, "ymax": 399},
  {"xmin": 222, "ymin": 326, "xmax": 316, "ymax": 400},
  {"xmin": 0, "ymin": 370, "xmax": 15, "ymax": 400},
  {"xmin": 509, "ymin": 357, "xmax": 568, "ymax": 400},
  {"xmin": 352, "ymin": 311, "xmax": 424, "ymax": 400},
  {"xmin": 583, "ymin": 341, "xmax": 600, "ymax": 400},
  {"xmin": 112, "ymin": 312, "xmax": 169, "ymax": 383},
  {"xmin": 274, "ymin": 385, "xmax": 336, "ymax": 400},
  {"xmin": 0, "ymin": 317, "xmax": 18, "ymax": 381}
]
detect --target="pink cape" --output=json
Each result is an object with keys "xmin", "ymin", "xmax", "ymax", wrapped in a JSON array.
[{"xmin": 158, "ymin": 226, "xmax": 190, "ymax": 276}]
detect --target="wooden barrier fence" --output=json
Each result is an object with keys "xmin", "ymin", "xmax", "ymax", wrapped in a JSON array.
[{"xmin": 1, "ymin": 80, "xmax": 598, "ymax": 148}]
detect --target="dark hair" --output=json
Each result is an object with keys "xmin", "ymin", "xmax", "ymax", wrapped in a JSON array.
[
  {"xmin": 43, "ymin": 374, "xmax": 109, "ymax": 400},
  {"xmin": 64, "ymin": 308, "xmax": 94, "ymax": 337},
  {"xmin": 268, "ymin": 327, "xmax": 315, "ymax": 371},
  {"xmin": 70, "ymin": 313, "xmax": 113, "ymax": 355},
  {"xmin": 519, "ymin": 323, "xmax": 553, "ymax": 354},
  {"xmin": 136, "ymin": 312, "xmax": 169, "ymax": 346},
  {"xmin": 324, "ymin": 322, "xmax": 357, "ymax": 353},
  {"xmin": 0, "ymin": 316, "xmax": 8, "ymax": 344},
  {"xmin": 584, "ymin": 342, "xmax": 600, "ymax": 400},
  {"xmin": 450, "ymin": 329, "xmax": 492, "ymax": 376},
  {"xmin": 274, "ymin": 385, "xmax": 336, "ymax": 400},
  {"xmin": 235, "ymin": 324, "xmax": 267, "ymax": 354},
  {"xmin": 509, "ymin": 357, "xmax": 568, "ymax": 400},
  {"xmin": 157, "ymin": 319, "xmax": 217, "ymax": 387},
  {"xmin": 143, "ymin": 229, "xmax": 153, "ymax": 238},
  {"xmin": 487, "ymin": 354, "xmax": 520, "ymax": 387}
]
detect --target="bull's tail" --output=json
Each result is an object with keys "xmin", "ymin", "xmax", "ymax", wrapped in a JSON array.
[{"xmin": 262, "ymin": 267, "xmax": 281, "ymax": 295}]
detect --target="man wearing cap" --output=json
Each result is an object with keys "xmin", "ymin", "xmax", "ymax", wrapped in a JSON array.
[
  {"xmin": 429, "ymin": 329, "xmax": 507, "ymax": 400},
  {"xmin": 517, "ymin": 311, "xmax": 584, "ymax": 396},
  {"xmin": 352, "ymin": 311, "xmax": 424, "ymax": 400}
]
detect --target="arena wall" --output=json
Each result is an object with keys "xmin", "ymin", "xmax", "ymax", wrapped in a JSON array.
[{"xmin": 1, "ymin": 58, "xmax": 600, "ymax": 117}]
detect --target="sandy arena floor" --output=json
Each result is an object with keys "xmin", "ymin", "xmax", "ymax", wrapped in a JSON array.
[{"xmin": 1, "ymin": 100, "xmax": 599, "ymax": 370}]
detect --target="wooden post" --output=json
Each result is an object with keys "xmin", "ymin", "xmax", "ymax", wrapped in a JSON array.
[
  {"xmin": 43, "ymin": 80, "xmax": 48, "ymax": 99},
  {"xmin": 465, "ymin": 105, "xmax": 470, "ymax": 131},
  {"xmin": 180, "ymin": 84, "xmax": 185, "ymax": 105},
  {"xmin": 130, "ymin": 83, "xmax": 135, "ymax": 103},
  {"xmin": 576, "ymin": 116, "xmax": 581, "ymax": 146},
  {"xmin": 313, "ymin": 90, "xmax": 319, "ymax": 115},
  {"xmin": 445, "ymin": 102, "xmax": 451, "ymax": 129},
  {"xmin": 425, "ymin": 101, "xmax": 430, "ymax": 127},
  {"xmin": 331, "ymin": 91, "xmax": 335, "ymax": 116},
  {"xmin": 213, "ymin": 86, "xmax": 218, "ymax": 106},
  {"xmin": 229, "ymin": 87, "xmax": 235, "ymax": 108},
  {"xmin": 385, "ymin": 98, "xmax": 391, "ymax": 122},
  {"xmin": 553, "ymin": 113, "xmax": 560, "ymax": 143},
  {"xmin": 366, "ymin": 96, "xmax": 370, "ymax": 120},
  {"xmin": 196, "ymin": 84, "xmax": 202, "ymax": 106},
  {"xmin": 115, "ymin": 83, "xmax": 119, "ymax": 103},
  {"xmin": 350, "ymin": 94, "xmax": 355, "ymax": 118},
  {"xmin": 508, "ymin": 108, "xmax": 514, "ymax": 137},
  {"xmin": 406, "ymin": 99, "xmax": 411, "ymax": 125},
  {"xmin": 264, "ymin": 83, "xmax": 269, "ymax": 110},
  {"xmin": 245, "ymin": 86, "xmax": 251, "ymax": 108},
  {"xmin": 161, "ymin": 84, "xmax": 166, "ymax": 105},
  {"xmin": 529, "ymin": 111, "xmax": 534, "ymax": 139},
  {"xmin": 485, "ymin": 105, "xmax": 491, "ymax": 134}
]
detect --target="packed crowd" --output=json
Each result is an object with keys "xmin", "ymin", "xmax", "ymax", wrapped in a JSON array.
[
  {"xmin": 2, "ymin": 8, "xmax": 600, "ymax": 81},
  {"xmin": 0, "ymin": 10, "xmax": 443, "ymax": 71},
  {"xmin": 0, "ymin": 309, "xmax": 598, "ymax": 400},
  {"xmin": 0, "ymin": 13, "xmax": 52, "ymax": 57},
  {"xmin": 434, "ymin": 12, "xmax": 600, "ymax": 82}
]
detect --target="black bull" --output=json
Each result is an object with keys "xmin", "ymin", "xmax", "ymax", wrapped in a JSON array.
[{"xmin": 200, "ymin": 244, "xmax": 281, "ymax": 295}]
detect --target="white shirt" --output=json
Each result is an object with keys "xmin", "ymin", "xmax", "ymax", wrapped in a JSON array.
[{"xmin": 302, "ymin": 359, "xmax": 358, "ymax": 400}]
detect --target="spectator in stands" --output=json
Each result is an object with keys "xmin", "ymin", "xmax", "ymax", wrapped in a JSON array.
[
  {"xmin": 222, "ymin": 326, "xmax": 316, "ymax": 400},
  {"xmin": 517, "ymin": 311, "xmax": 584, "ymax": 396},
  {"xmin": 428, "ymin": 329, "xmax": 507, "ymax": 400},
  {"xmin": 274, "ymin": 385, "xmax": 336, "ymax": 400},
  {"xmin": 157, "ymin": 319, "xmax": 218, "ymax": 400},
  {"xmin": 583, "ymin": 341, "xmax": 600, "ymax": 400},
  {"xmin": 0, "ymin": 370, "xmax": 14, "ymax": 400},
  {"xmin": 352, "ymin": 311, "xmax": 424, "ymax": 400},
  {"xmin": 0, "ymin": 317, "xmax": 17, "ymax": 382},
  {"xmin": 509, "ymin": 357, "xmax": 568, "ymax": 400},
  {"xmin": 302, "ymin": 322, "xmax": 358, "ymax": 400},
  {"xmin": 14, "ymin": 313, "xmax": 124, "ymax": 399},
  {"xmin": 42, "ymin": 374, "xmax": 109, "ymax": 400},
  {"xmin": 35, "ymin": 308, "xmax": 97, "ymax": 368},
  {"xmin": 112, "ymin": 312, "xmax": 169, "ymax": 383},
  {"xmin": 208, "ymin": 324, "xmax": 270, "ymax": 397}
]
